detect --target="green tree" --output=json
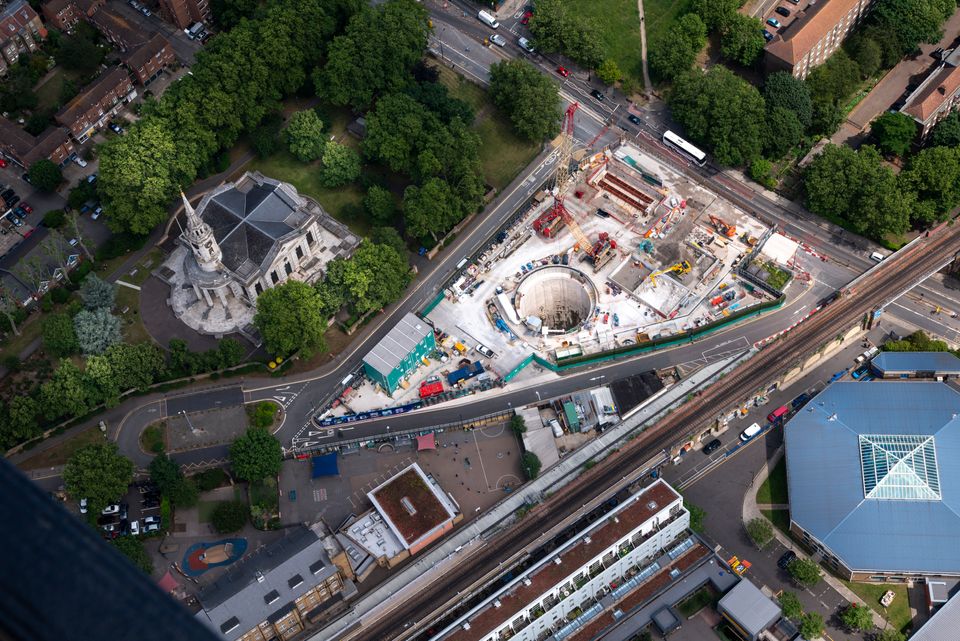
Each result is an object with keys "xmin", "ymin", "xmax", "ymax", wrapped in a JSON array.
[
  {"xmin": 765, "ymin": 106, "xmax": 805, "ymax": 159},
  {"xmin": 79, "ymin": 273, "xmax": 116, "ymax": 310},
  {"xmin": 325, "ymin": 241, "xmax": 409, "ymax": 313},
  {"xmin": 489, "ymin": 59, "xmax": 562, "ymax": 142},
  {"xmin": 803, "ymin": 144, "xmax": 910, "ymax": 239},
  {"xmin": 596, "ymin": 58, "xmax": 622, "ymax": 85},
  {"xmin": 669, "ymin": 65, "xmax": 766, "ymax": 166},
  {"xmin": 764, "ymin": 72, "xmax": 813, "ymax": 129},
  {"xmin": 650, "ymin": 14, "xmax": 708, "ymax": 81},
  {"xmin": 28, "ymin": 159, "xmax": 63, "ymax": 193},
  {"xmin": 900, "ymin": 146, "xmax": 960, "ymax": 226},
  {"xmin": 929, "ymin": 110, "xmax": 960, "ymax": 148},
  {"xmin": 319, "ymin": 141, "xmax": 362, "ymax": 187},
  {"xmin": 67, "ymin": 179, "xmax": 98, "ymax": 210},
  {"xmin": 39, "ymin": 359, "xmax": 91, "ymax": 420},
  {"xmin": 230, "ymin": 426, "xmax": 282, "ymax": 481},
  {"xmin": 720, "ymin": 14, "xmax": 766, "ymax": 66},
  {"xmin": 4, "ymin": 396, "xmax": 41, "ymax": 444},
  {"xmin": 148, "ymin": 453, "xmax": 182, "ymax": 495},
  {"xmin": 871, "ymin": 111, "xmax": 916, "ymax": 157},
  {"xmin": 510, "ymin": 414, "xmax": 527, "ymax": 437},
  {"xmin": 846, "ymin": 34, "xmax": 882, "ymax": 78},
  {"xmin": 285, "ymin": 109, "xmax": 326, "ymax": 162},
  {"xmin": 745, "ymin": 517, "xmax": 774, "ymax": 548},
  {"xmin": 806, "ymin": 50, "xmax": 861, "ymax": 106},
  {"xmin": 684, "ymin": 499, "xmax": 706, "ymax": 533},
  {"xmin": 254, "ymin": 280, "xmax": 328, "ymax": 357},
  {"xmin": 212, "ymin": 500, "xmax": 249, "ymax": 533},
  {"xmin": 749, "ymin": 158, "xmax": 777, "ymax": 189},
  {"xmin": 364, "ymin": 185, "xmax": 396, "ymax": 224},
  {"xmin": 799, "ymin": 612, "xmax": 824, "ymax": 640},
  {"xmin": 43, "ymin": 209, "xmax": 66, "ymax": 228},
  {"xmin": 250, "ymin": 112, "xmax": 283, "ymax": 158},
  {"xmin": 211, "ymin": 0, "xmax": 259, "ymax": 30},
  {"xmin": 195, "ymin": 468, "xmax": 227, "ymax": 492},
  {"xmin": 168, "ymin": 477, "xmax": 199, "ymax": 507},
  {"xmin": 370, "ymin": 226, "xmax": 406, "ymax": 256},
  {"xmin": 873, "ymin": 0, "xmax": 954, "ymax": 54},
  {"xmin": 787, "ymin": 557, "xmax": 822, "ymax": 588},
  {"xmin": 42, "ymin": 312, "xmax": 79, "ymax": 357},
  {"xmin": 402, "ymin": 178, "xmax": 461, "ymax": 239},
  {"xmin": 527, "ymin": 0, "xmax": 604, "ymax": 68},
  {"xmin": 73, "ymin": 308, "xmax": 121, "ymax": 355},
  {"xmin": 63, "ymin": 442, "xmax": 133, "ymax": 512},
  {"xmin": 247, "ymin": 401, "xmax": 277, "ymax": 429},
  {"xmin": 111, "ymin": 537, "xmax": 153, "ymax": 574},
  {"xmin": 691, "ymin": 0, "xmax": 740, "ymax": 30},
  {"xmin": 521, "ymin": 451, "xmax": 542, "ymax": 480},
  {"xmin": 840, "ymin": 603, "xmax": 874, "ymax": 632},
  {"xmin": 778, "ymin": 591, "xmax": 803, "ymax": 621},
  {"xmin": 55, "ymin": 34, "xmax": 104, "ymax": 75}
]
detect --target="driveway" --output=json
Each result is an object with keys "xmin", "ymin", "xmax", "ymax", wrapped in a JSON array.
[{"xmin": 833, "ymin": 6, "xmax": 960, "ymax": 146}]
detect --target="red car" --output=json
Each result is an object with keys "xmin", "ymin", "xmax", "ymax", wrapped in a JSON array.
[
  {"xmin": 557, "ymin": 66, "xmax": 570, "ymax": 77},
  {"xmin": 20, "ymin": 203, "xmax": 32, "ymax": 214},
  {"xmin": 0, "ymin": 158, "xmax": 6, "ymax": 168},
  {"xmin": 520, "ymin": 10, "xmax": 533, "ymax": 25}
]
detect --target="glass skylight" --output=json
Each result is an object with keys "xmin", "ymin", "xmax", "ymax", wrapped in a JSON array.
[{"xmin": 859, "ymin": 434, "xmax": 940, "ymax": 501}]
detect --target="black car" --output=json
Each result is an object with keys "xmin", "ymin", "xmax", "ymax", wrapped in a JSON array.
[
  {"xmin": 627, "ymin": 114, "xmax": 642, "ymax": 126},
  {"xmin": 590, "ymin": 89, "xmax": 605, "ymax": 102},
  {"xmin": 6, "ymin": 194, "xmax": 19, "ymax": 207},
  {"xmin": 21, "ymin": 172, "xmax": 31, "ymax": 184},
  {"xmin": 775, "ymin": 6, "xmax": 790, "ymax": 16},
  {"xmin": 777, "ymin": 550, "xmax": 797, "ymax": 570},
  {"xmin": 1, "ymin": 188, "xmax": 14, "ymax": 201},
  {"xmin": 702, "ymin": 438, "xmax": 722, "ymax": 454}
]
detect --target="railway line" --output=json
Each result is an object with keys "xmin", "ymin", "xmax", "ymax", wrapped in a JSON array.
[{"xmin": 350, "ymin": 225, "xmax": 960, "ymax": 641}]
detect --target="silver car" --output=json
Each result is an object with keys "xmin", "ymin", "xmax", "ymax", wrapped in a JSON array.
[{"xmin": 490, "ymin": 33, "xmax": 506, "ymax": 47}]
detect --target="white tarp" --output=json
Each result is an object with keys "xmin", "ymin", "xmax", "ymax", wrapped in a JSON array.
[{"xmin": 759, "ymin": 233, "xmax": 799, "ymax": 266}]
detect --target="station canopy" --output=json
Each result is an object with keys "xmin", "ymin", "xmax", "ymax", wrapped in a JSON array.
[{"xmin": 416, "ymin": 434, "xmax": 437, "ymax": 451}]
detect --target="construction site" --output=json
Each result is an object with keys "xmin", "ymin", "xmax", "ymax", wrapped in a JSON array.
[{"xmin": 426, "ymin": 105, "xmax": 783, "ymax": 376}]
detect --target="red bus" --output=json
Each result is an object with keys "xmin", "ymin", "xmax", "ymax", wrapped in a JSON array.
[
  {"xmin": 767, "ymin": 405, "xmax": 789, "ymax": 423},
  {"xmin": 419, "ymin": 381, "xmax": 444, "ymax": 399}
]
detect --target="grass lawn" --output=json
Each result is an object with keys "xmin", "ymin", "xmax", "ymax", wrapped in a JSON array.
[
  {"xmin": 197, "ymin": 500, "xmax": 222, "ymax": 524},
  {"xmin": 841, "ymin": 581, "xmax": 912, "ymax": 633},
  {"xmin": 34, "ymin": 68, "xmax": 65, "ymax": 113},
  {"xmin": 676, "ymin": 585, "xmax": 718, "ymax": 617},
  {"xmin": 761, "ymin": 508, "xmax": 790, "ymax": 535},
  {"xmin": 756, "ymin": 458, "xmax": 789, "ymax": 505},
  {"xmin": 140, "ymin": 422, "xmax": 165, "ymax": 454},
  {"xmin": 115, "ymin": 285, "xmax": 150, "ymax": 345},
  {"xmin": 0, "ymin": 311, "xmax": 44, "ymax": 363},
  {"xmin": 249, "ymin": 150, "xmax": 370, "ymax": 236},
  {"xmin": 437, "ymin": 66, "xmax": 540, "ymax": 191},
  {"xmin": 577, "ymin": 0, "xmax": 644, "ymax": 87},
  {"xmin": 19, "ymin": 426, "xmax": 107, "ymax": 469}
]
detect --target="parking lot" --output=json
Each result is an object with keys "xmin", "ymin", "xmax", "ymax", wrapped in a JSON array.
[{"xmin": 88, "ymin": 480, "xmax": 165, "ymax": 540}]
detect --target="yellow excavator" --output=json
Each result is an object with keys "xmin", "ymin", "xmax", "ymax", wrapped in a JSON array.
[{"xmin": 649, "ymin": 260, "xmax": 692, "ymax": 287}]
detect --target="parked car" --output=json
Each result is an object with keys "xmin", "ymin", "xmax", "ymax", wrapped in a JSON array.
[
  {"xmin": 74, "ymin": 156, "xmax": 88, "ymax": 168},
  {"xmin": 702, "ymin": 438, "xmax": 722, "ymax": 454},
  {"xmin": 108, "ymin": 123, "xmax": 124, "ymax": 135},
  {"xmin": 20, "ymin": 202, "xmax": 32, "ymax": 214},
  {"xmin": 8, "ymin": 214, "xmax": 22, "ymax": 227},
  {"xmin": 521, "ymin": 10, "xmax": 532, "ymax": 24},
  {"xmin": 129, "ymin": 520, "xmax": 140, "ymax": 536},
  {"xmin": 92, "ymin": 206, "xmax": 102, "ymax": 220},
  {"xmin": 0, "ymin": 158, "xmax": 6, "ymax": 168},
  {"xmin": 145, "ymin": 522, "xmax": 161, "ymax": 533},
  {"xmin": 102, "ymin": 523, "xmax": 117, "ymax": 533},
  {"xmin": 68, "ymin": 237, "xmax": 79, "ymax": 247},
  {"xmin": 20, "ymin": 172, "xmax": 31, "ymax": 184},
  {"xmin": 143, "ymin": 516, "xmax": 161, "ymax": 525},
  {"xmin": 490, "ymin": 33, "xmax": 506, "ymax": 47},
  {"xmin": 87, "ymin": 173, "xmax": 97, "ymax": 184},
  {"xmin": 476, "ymin": 344, "xmax": 495, "ymax": 358},
  {"xmin": 766, "ymin": 17, "xmax": 781, "ymax": 28},
  {"xmin": 141, "ymin": 6, "xmax": 151, "ymax": 16},
  {"xmin": 627, "ymin": 114, "xmax": 642, "ymax": 126},
  {"xmin": 740, "ymin": 422, "xmax": 762, "ymax": 441},
  {"xmin": 119, "ymin": 502, "xmax": 129, "ymax": 520},
  {"xmin": 775, "ymin": 6, "xmax": 790, "ymax": 16},
  {"xmin": 518, "ymin": 37, "xmax": 535, "ymax": 53},
  {"xmin": 590, "ymin": 89, "xmax": 605, "ymax": 102},
  {"xmin": 557, "ymin": 66, "xmax": 570, "ymax": 77},
  {"xmin": 101, "ymin": 504, "xmax": 120, "ymax": 515},
  {"xmin": 777, "ymin": 550, "xmax": 797, "ymax": 570},
  {"xmin": 762, "ymin": 29, "xmax": 774, "ymax": 42},
  {"xmin": 142, "ymin": 498, "xmax": 160, "ymax": 509},
  {"xmin": 6, "ymin": 194, "xmax": 19, "ymax": 207},
  {"xmin": 79, "ymin": 498, "xmax": 88, "ymax": 514},
  {"xmin": 1, "ymin": 188, "xmax": 14, "ymax": 201}
]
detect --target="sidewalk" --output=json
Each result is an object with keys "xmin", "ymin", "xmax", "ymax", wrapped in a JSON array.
[{"xmin": 742, "ymin": 447, "xmax": 887, "ymax": 630}]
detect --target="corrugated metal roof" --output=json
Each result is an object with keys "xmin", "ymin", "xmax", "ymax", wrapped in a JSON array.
[
  {"xmin": 362, "ymin": 313, "xmax": 432, "ymax": 378},
  {"xmin": 912, "ymin": 593, "xmax": 960, "ymax": 641},
  {"xmin": 717, "ymin": 579, "xmax": 780, "ymax": 636},
  {"xmin": 872, "ymin": 351, "xmax": 960, "ymax": 375},
  {"xmin": 785, "ymin": 382, "xmax": 960, "ymax": 574}
]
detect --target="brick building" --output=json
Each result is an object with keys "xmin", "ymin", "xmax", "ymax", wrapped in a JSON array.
[
  {"xmin": 54, "ymin": 66, "xmax": 136, "ymax": 143},
  {"xmin": 765, "ymin": 0, "xmax": 875, "ymax": 79},
  {"xmin": 88, "ymin": 3, "xmax": 148, "ymax": 51},
  {"xmin": 158, "ymin": 0, "xmax": 209, "ymax": 30},
  {"xmin": 901, "ymin": 48, "xmax": 960, "ymax": 140},
  {"xmin": 41, "ymin": 0, "xmax": 103, "ymax": 31},
  {"xmin": 0, "ymin": 118, "xmax": 75, "ymax": 168},
  {"xmin": 0, "ymin": 0, "xmax": 46, "ymax": 68},
  {"xmin": 121, "ymin": 32, "xmax": 174, "ymax": 84}
]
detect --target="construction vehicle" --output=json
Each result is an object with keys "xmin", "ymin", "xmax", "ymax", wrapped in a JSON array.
[
  {"xmin": 590, "ymin": 232, "xmax": 617, "ymax": 271},
  {"xmin": 649, "ymin": 260, "xmax": 691, "ymax": 287},
  {"xmin": 533, "ymin": 210, "xmax": 565, "ymax": 237},
  {"xmin": 708, "ymin": 215, "xmax": 736, "ymax": 238}
]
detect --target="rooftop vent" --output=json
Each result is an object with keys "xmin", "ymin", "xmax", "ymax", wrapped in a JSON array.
[
  {"xmin": 494, "ymin": 600, "xmax": 502, "ymax": 608},
  {"xmin": 584, "ymin": 536, "xmax": 592, "ymax": 544},
  {"xmin": 647, "ymin": 500, "xmax": 658, "ymax": 510},
  {"xmin": 401, "ymin": 497, "xmax": 417, "ymax": 516},
  {"xmin": 554, "ymin": 557, "xmax": 562, "ymax": 565},
  {"xmin": 524, "ymin": 578, "xmax": 532, "ymax": 586},
  {"xmin": 463, "ymin": 623, "xmax": 471, "ymax": 631}
]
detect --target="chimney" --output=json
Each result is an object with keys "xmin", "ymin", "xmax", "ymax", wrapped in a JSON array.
[{"xmin": 938, "ymin": 85, "xmax": 947, "ymax": 95}]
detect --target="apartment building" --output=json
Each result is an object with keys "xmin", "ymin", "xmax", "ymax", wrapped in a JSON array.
[
  {"xmin": 765, "ymin": 0, "xmax": 875, "ymax": 79},
  {"xmin": 158, "ymin": 0, "xmax": 209, "ymax": 30},
  {"xmin": 901, "ymin": 48, "xmax": 960, "ymax": 139},
  {"xmin": 41, "ymin": 0, "xmax": 103, "ymax": 31},
  {"xmin": 0, "ymin": 118, "xmax": 75, "ymax": 168},
  {"xmin": 121, "ymin": 32, "xmax": 174, "ymax": 85},
  {"xmin": 0, "ymin": 0, "xmax": 46, "ymax": 67},
  {"xmin": 88, "ymin": 3, "xmax": 148, "ymax": 51},
  {"xmin": 54, "ymin": 66, "xmax": 135, "ymax": 143}
]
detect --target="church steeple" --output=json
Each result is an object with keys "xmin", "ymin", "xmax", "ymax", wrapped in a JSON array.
[{"xmin": 180, "ymin": 189, "xmax": 222, "ymax": 273}]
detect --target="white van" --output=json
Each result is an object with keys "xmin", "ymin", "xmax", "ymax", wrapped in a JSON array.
[
  {"xmin": 870, "ymin": 251, "xmax": 885, "ymax": 262},
  {"xmin": 478, "ymin": 9, "xmax": 499, "ymax": 28},
  {"xmin": 740, "ymin": 422, "xmax": 762, "ymax": 442}
]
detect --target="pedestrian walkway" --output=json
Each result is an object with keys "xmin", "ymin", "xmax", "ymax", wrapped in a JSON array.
[
  {"xmin": 742, "ymin": 446, "xmax": 886, "ymax": 629},
  {"xmin": 637, "ymin": 0, "xmax": 653, "ymax": 93}
]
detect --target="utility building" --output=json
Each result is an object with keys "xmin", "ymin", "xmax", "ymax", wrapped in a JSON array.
[
  {"xmin": 871, "ymin": 351, "xmax": 960, "ymax": 379},
  {"xmin": 362, "ymin": 313, "xmax": 435, "ymax": 393}
]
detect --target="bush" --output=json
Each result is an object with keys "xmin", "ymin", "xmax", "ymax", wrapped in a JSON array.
[
  {"xmin": 840, "ymin": 603, "xmax": 874, "ymax": 632},
  {"xmin": 521, "ymin": 451, "xmax": 542, "ymax": 480},
  {"xmin": 212, "ymin": 500, "xmax": 248, "ymax": 533},
  {"xmin": 799, "ymin": 612, "xmax": 824, "ymax": 640},
  {"xmin": 787, "ymin": 557, "xmax": 822, "ymax": 588},
  {"xmin": 246, "ymin": 401, "xmax": 277, "ymax": 429},
  {"xmin": 510, "ymin": 414, "xmax": 527, "ymax": 437},
  {"xmin": 195, "ymin": 467, "xmax": 227, "ymax": 492},
  {"xmin": 51, "ymin": 287, "xmax": 71, "ymax": 305},
  {"xmin": 745, "ymin": 517, "xmax": 773, "ymax": 548},
  {"xmin": 111, "ymin": 536, "xmax": 153, "ymax": 574},
  {"xmin": 778, "ymin": 591, "xmax": 803, "ymax": 621},
  {"xmin": 43, "ymin": 209, "xmax": 66, "ymax": 228},
  {"xmin": 685, "ymin": 499, "xmax": 706, "ymax": 533}
]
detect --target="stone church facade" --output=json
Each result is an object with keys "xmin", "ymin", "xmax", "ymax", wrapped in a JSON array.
[{"xmin": 158, "ymin": 171, "xmax": 359, "ymax": 340}]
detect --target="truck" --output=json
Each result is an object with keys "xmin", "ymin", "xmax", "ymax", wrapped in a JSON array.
[
  {"xmin": 767, "ymin": 405, "xmax": 789, "ymax": 424},
  {"xmin": 447, "ymin": 361, "xmax": 484, "ymax": 386},
  {"xmin": 419, "ymin": 380, "xmax": 444, "ymax": 399}
]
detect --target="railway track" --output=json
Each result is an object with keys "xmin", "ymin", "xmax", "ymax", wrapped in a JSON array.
[{"xmin": 352, "ymin": 226, "xmax": 960, "ymax": 641}]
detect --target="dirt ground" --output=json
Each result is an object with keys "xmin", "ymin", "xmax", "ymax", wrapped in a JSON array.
[{"xmin": 278, "ymin": 422, "xmax": 524, "ymax": 530}]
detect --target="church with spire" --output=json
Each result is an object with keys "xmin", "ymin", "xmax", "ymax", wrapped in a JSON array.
[{"xmin": 158, "ymin": 171, "xmax": 360, "ymax": 342}]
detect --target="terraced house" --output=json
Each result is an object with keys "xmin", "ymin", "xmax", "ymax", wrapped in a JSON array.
[
  {"xmin": 54, "ymin": 66, "xmax": 136, "ymax": 143},
  {"xmin": 0, "ymin": 0, "xmax": 45, "ymax": 73}
]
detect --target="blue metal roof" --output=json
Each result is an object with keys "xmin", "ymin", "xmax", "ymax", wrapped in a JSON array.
[
  {"xmin": 785, "ymin": 382, "xmax": 960, "ymax": 575},
  {"xmin": 872, "ymin": 351, "xmax": 960, "ymax": 376}
]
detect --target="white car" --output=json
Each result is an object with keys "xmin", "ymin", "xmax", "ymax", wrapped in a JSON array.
[
  {"xmin": 79, "ymin": 498, "xmax": 88, "ymax": 514},
  {"xmin": 740, "ymin": 422, "xmax": 762, "ymax": 441},
  {"xmin": 92, "ymin": 206, "xmax": 102, "ymax": 220},
  {"xmin": 129, "ymin": 520, "xmax": 140, "ymax": 536},
  {"xmin": 74, "ymin": 157, "xmax": 87, "ymax": 168},
  {"xmin": 490, "ymin": 33, "xmax": 506, "ymax": 47},
  {"xmin": 101, "ymin": 503, "xmax": 120, "ymax": 515},
  {"xmin": 143, "ymin": 515, "xmax": 161, "ymax": 525},
  {"xmin": 518, "ymin": 37, "xmax": 535, "ymax": 53},
  {"xmin": 144, "ymin": 522, "xmax": 160, "ymax": 533}
]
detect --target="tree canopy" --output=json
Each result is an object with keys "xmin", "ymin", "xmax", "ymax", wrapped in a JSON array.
[
  {"xmin": 285, "ymin": 109, "xmax": 327, "ymax": 162},
  {"xmin": 669, "ymin": 65, "xmax": 765, "ymax": 166},
  {"xmin": 324, "ymin": 240, "xmax": 409, "ymax": 314},
  {"xmin": 63, "ymin": 442, "xmax": 134, "ymax": 512},
  {"xmin": 929, "ymin": 110, "xmax": 960, "ymax": 148},
  {"xmin": 720, "ymin": 14, "xmax": 766, "ymax": 67},
  {"xmin": 840, "ymin": 603, "xmax": 874, "ymax": 632},
  {"xmin": 764, "ymin": 72, "xmax": 813, "ymax": 129},
  {"xmin": 230, "ymin": 426, "xmax": 282, "ymax": 481},
  {"xmin": 745, "ymin": 517, "xmax": 774, "ymax": 549},
  {"xmin": 253, "ymin": 279, "xmax": 329, "ymax": 357},
  {"xmin": 28, "ymin": 159, "xmax": 63, "ymax": 193},
  {"xmin": 212, "ymin": 500, "xmax": 249, "ymax": 533},
  {"xmin": 42, "ymin": 312, "xmax": 78, "ymax": 357},
  {"xmin": 872, "ymin": 0, "xmax": 954, "ymax": 54},
  {"xmin": 74, "ymin": 308, "xmax": 122, "ymax": 355},
  {"xmin": 650, "ymin": 14, "xmax": 707, "ymax": 82},
  {"xmin": 111, "ymin": 537, "xmax": 153, "ymax": 574},
  {"xmin": 319, "ymin": 141, "xmax": 362, "ymax": 187},
  {"xmin": 799, "ymin": 613, "xmax": 824, "ymax": 640},
  {"xmin": 787, "ymin": 557, "xmax": 822, "ymax": 588},
  {"xmin": 777, "ymin": 592, "xmax": 803, "ymax": 621},
  {"xmin": 870, "ymin": 111, "xmax": 917, "ymax": 157},
  {"xmin": 79, "ymin": 273, "xmax": 116, "ymax": 310},
  {"xmin": 691, "ymin": 0, "xmax": 740, "ymax": 30},
  {"xmin": 489, "ymin": 59, "xmax": 562, "ymax": 142},
  {"xmin": 900, "ymin": 146, "xmax": 960, "ymax": 226},
  {"xmin": 527, "ymin": 0, "xmax": 604, "ymax": 68}
]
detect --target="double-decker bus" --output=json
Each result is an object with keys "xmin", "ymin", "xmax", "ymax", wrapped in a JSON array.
[{"xmin": 662, "ymin": 130, "xmax": 707, "ymax": 166}]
